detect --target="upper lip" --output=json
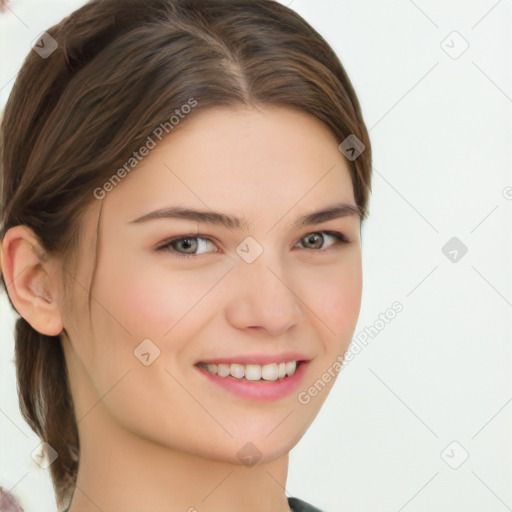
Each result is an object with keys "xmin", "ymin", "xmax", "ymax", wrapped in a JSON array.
[{"xmin": 196, "ymin": 352, "xmax": 311, "ymax": 366}]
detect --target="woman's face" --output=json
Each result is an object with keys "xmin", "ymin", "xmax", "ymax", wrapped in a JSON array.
[{"xmin": 61, "ymin": 105, "xmax": 362, "ymax": 464}]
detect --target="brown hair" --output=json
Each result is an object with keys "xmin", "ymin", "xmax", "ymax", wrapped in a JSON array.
[{"xmin": 0, "ymin": 0, "xmax": 372, "ymax": 509}]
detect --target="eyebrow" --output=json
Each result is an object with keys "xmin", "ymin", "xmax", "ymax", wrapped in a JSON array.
[{"xmin": 128, "ymin": 202, "xmax": 361, "ymax": 231}]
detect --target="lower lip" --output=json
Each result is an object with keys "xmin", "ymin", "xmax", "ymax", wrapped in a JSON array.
[{"xmin": 195, "ymin": 362, "xmax": 309, "ymax": 402}]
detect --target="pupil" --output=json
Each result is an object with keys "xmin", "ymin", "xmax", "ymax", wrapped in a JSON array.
[
  {"xmin": 306, "ymin": 233, "xmax": 322, "ymax": 248},
  {"xmin": 180, "ymin": 238, "xmax": 197, "ymax": 253}
]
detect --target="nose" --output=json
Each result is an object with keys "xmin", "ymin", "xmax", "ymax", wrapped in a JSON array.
[{"xmin": 224, "ymin": 252, "xmax": 303, "ymax": 336}]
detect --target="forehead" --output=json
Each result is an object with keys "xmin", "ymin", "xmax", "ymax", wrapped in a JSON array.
[{"xmin": 102, "ymin": 105, "xmax": 355, "ymax": 225}]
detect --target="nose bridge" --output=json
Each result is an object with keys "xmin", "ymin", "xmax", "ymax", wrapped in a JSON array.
[{"xmin": 227, "ymin": 245, "xmax": 302, "ymax": 334}]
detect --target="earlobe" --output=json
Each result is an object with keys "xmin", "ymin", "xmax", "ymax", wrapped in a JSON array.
[{"xmin": 0, "ymin": 225, "xmax": 64, "ymax": 337}]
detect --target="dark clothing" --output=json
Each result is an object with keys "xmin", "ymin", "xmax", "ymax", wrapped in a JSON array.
[{"xmin": 288, "ymin": 496, "xmax": 324, "ymax": 512}]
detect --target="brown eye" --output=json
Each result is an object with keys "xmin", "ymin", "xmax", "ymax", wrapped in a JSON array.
[{"xmin": 298, "ymin": 231, "xmax": 350, "ymax": 250}]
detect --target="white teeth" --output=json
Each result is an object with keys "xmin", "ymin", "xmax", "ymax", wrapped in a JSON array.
[
  {"xmin": 199, "ymin": 360, "xmax": 299, "ymax": 380},
  {"xmin": 261, "ymin": 363, "xmax": 279, "ymax": 381},
  {"xmin": 230, "ymin": 363, "xmax": 245, "ymax": 379},
  {"xmin": 245, "ymin": 364, "xmax": 262, "ymax": 381},
  {"xmin": 217, "ymin": 363, "xmax": 230, "ymax": 377},
  {"xmin": 285, "ymin": 361, "xmax": 296, "ymax": 376}
]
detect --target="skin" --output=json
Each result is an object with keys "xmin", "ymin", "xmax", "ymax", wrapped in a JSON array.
[{"xmin": 1, "ymin": 105, "xmax": 363, "ymax": 512}]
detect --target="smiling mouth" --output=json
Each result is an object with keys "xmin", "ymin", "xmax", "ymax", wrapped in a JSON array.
[{"xmin": 196, "ymin": 361, "xmax": 303, "ymax": 381}]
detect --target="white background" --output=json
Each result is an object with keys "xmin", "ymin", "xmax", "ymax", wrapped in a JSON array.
[{"xmin": 1, "ymin": 1, "xmax": 511, "ymax": 511}]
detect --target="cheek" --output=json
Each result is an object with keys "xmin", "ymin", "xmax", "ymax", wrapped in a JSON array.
[
  {"xmin": 105, "ymin": 262, "xmax": 222, "ymax": 341},
  {"xmin": 99, "ymin": 255, "xmax": 189, "ymax": 338},
  {"xmin": 117, "ymin": 276, "xmax": 181, "ymax": 338},
  {"xmin": 303, "ymin": 259, "xmax": 362, "ymax": 345}
]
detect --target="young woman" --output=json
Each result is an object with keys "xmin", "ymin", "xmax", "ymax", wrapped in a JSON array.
[{"xmin": 0, "ymin": 0, "xmax": 372, "ymax": 510}]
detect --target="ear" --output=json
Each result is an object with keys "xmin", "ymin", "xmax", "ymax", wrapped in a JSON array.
[{"xmin": 0, "ymin": 225, "xmax": 64, "ymax": 336}]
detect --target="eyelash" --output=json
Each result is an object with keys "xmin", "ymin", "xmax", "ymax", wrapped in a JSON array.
[{"xmin": 156, "ymin": 231, "xmax": 351, "ymax": 260}]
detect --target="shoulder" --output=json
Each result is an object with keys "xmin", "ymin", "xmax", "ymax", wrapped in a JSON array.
[{"xmin": 288, "ymin": 496, "xmax": 325, "ymax": 512}]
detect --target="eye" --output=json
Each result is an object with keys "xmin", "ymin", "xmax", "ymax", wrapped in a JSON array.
[
  {"xmin": 296, "ymin": 231, "xmax": 350, "ymax": 250},
  {"xmin": 156, "ymin": 235, "xmax": 218, "ymax": 259},
  {"xmin": 156, "ymin": 230, "xmax": 351, "ymax": 259}
]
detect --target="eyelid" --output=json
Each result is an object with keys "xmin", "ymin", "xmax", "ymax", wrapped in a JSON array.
[
  {"xmin": 155, "ymin": 230, "xmax": 351, "ymax": 259},
  {"xmin": 155, "ymin": 233, "xmax": 221, "ymax": 252}
]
